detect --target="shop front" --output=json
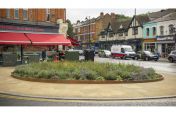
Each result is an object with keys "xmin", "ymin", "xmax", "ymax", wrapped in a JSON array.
[
  {"xmin": 156, "ymin": 35, "xmax": 176, "ymax": 58},
  {"xmin": 0, "ymin": 32, "xmax": 71, "ymax": 66},
  {"xmin": 143, "ymin": 38, "xmax": 157, "ymax": 52}
]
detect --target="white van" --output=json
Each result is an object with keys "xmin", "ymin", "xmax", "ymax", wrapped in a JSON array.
[{"xmin": 111, "ymin": 45, "xmax": 137, "ymax": 59}]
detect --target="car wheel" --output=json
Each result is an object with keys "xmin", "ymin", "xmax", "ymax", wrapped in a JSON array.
[
  {"xmin": 154, "ymin": 59, "xmax": 158, "ymax": 61},
  {"xmin": 169, "ymin": 57, "xmax": 174, "ymax": 63},
  {"xmin": 145, "ymin": 57, "xmax": 149, "ymax": 61},
  {"xmin": 133, "ymin": 56, "xmax": 138, "ymax": 60}
]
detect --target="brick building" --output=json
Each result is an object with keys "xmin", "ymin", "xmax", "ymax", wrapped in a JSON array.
[
  {"xmin": 73, "ymin": 12, "xmax": 117, "ymax": 48},
  {"xmin": 0, "ymin": 8, "xmax": 66, "ymax": 33},
  {"xmin": 0, "ymin": 9, "xmax": 70, "ymax": 65}
]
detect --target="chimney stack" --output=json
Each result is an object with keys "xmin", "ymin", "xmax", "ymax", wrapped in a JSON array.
[
  {"xmin": 111, "ymin": 12, "xmax": 116, "ymax": 19},
  {"xmin": 100, "ymin": 12, "xmax": 104, "ymax": 18}
]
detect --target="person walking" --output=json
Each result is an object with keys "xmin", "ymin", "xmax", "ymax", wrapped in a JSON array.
[{"xmin": 42, "ymin": 49, "xmax": 46, "ymax": 61}]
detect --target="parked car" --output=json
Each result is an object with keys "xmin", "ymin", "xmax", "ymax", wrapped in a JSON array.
[
  {"xmin": 136, "ymin": 51, "xmax": 159, "ymax": 61},
  {"xmin": 67, "ymin": 48, "xmax": 83, "ymax": 55},
  {"xmin": 168, "ymin": 50, "xmax": 176, "ymax": 63},
  {"xmin": 98, "ymin": 50, "xmax": 111, "ymax": 58},
  {"xmin": 111, "ymin": 45, "xmax": 137, "ymax": 59}
]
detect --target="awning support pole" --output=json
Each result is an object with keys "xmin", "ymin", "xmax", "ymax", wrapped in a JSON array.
[{"xmin": 21, "ymin": 45, "xmax": 23, "ymax": 64}]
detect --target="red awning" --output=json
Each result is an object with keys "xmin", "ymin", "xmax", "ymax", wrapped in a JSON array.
[
  {"xmin": 0, "ymin": 32, "xmax": 31, "ymax": 45},
  {"xmin": 26, "ymin": 33, "xmax": 71, "ymax": 46},
  {"xmin": 67, "ymin": 36, "xmax": 80, "ymax": 46}
]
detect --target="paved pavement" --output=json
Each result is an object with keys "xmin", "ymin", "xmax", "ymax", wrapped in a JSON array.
[{"xmin": 0, "ymin": 57, "xmax": 176, "ymax": 101}]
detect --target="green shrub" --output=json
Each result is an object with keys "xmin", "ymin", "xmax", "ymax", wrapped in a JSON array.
[
  {"xmin": 104, "ymin": 71, "xmax": 118, "ymax": 80},
  {"xmin": 95, "ymin": 76, "xmax": 105, "ymax": 80},
  {"xmin": 12, "ymin": 61, "xmax": 160, "ymax": 81}
]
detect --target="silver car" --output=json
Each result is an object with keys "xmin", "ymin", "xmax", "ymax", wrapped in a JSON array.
[{"xmin": 168, "ymin": 50, "xmax": 176, "ymax": 63}]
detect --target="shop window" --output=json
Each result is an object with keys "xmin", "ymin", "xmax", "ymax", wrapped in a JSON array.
[
  {"xmin": 23, "ymin": 9, "xmax": 28, "ymax": 20},
  {"xmin": 6, "ymin": 9, "xmax": 10, "ymax": 18},
  {"xmin": 160, "ymin": 26, "xmax": 164, "ymax": 35},
  {"xmin": 152, "ymin": 27, "xmax": 156, "ymax": 36},
  {"xmin": 14, "ymin": 9, "xmax": 19, "ymax": 19},
  {"xmin": 169, "ymin": 24, "xmax": 174, "ymax": 35},
  {"xmin": 146, "ymin": 28, "xmax": 150, "ymax": 36}
]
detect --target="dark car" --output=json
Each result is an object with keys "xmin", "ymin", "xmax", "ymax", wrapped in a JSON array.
[
  {"xmin": 168, "ymin": 50, "xmax": 176, "ymax": 63},
  {"xmin": 136, "ymin": 51, "xmax": 159, "ymax": 61}
]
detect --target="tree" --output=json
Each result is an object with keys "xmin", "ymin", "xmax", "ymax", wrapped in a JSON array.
[{"xmin": 66, "ymin": 19, "xmax": 75, "ymax": 38}]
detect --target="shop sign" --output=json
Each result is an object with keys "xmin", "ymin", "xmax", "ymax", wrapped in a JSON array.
[
  {"xmin": 144, "ymin": 38, "xmax": 156, "ymax": 42},
  {"xmin": 157, "ymin": 36, "xmax": 174, "ymax": 41},
  {"xmin": 0, "ymin": 24, "xmax": 58, "ymax": 33}
]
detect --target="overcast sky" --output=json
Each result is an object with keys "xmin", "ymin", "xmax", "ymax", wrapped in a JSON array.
[{"xmin": 66, "ymin": 8, "xmax": 162, "ymax": 23}]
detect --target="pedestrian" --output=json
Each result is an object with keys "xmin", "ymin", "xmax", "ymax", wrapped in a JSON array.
[{"xmin": 42, "ymin": 49, "xmax": 46, "ymax": 61}]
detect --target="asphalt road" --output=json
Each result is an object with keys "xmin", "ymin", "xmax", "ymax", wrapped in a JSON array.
[
  {"xmin": 0, "ymin": 94, "xmax": 176, "ymax": 106},
  {"xmin": 94, "ymin": 56, "xmax": 176, "ymax": 73},
  {"xmin": 0, "ymin": 57, "xmax": 175, "ymax": 106}
]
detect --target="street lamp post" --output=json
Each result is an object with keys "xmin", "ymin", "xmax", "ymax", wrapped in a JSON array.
[{"xmin": 85, "ymin": 16, "xmax": 91, "ymax": 49}]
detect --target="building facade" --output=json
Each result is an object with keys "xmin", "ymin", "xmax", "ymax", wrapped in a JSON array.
[
  {"xmin": 143, "ymin": 22, "xmax": 158, "ymax": 52},
  {"xmin": 73, "ymin": 18, "xmax": 96, "ymax": 48},
  {"xmin": 73, "ymin": 12, "xmax": 117, "ymax": 48},
  {"xmin": 0, "ymin": 8, "xmax": 66, "ymax": 34},
  {"xmin": 0, "ymin": 9, "xmax": 67, "ymax": 63},
  {"xmin": 99, "ymin": 15, "xmax": 149, "ymax": 51}
]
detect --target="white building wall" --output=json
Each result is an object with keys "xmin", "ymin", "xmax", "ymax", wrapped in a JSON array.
[
  {"xmin": 156, "ymin": 20, "xmax": 176, "ymax": 36},
  {"xmin": 127, "ymin": 27, "xmax": 143, "ymax": 39}
]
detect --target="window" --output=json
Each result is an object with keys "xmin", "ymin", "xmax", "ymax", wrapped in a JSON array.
[
  {"xmin": 14, "ymin": 9, "xmax": 19, "ymax": 19},
  {"xmin": 119, "ymin": 33, "xmax": 123, "ymax": 36},
  {"xmin": 46, "ymin": 9, "xmax": 50, "ymax": 21},
  {"xmin": 169, "ymin": 24, "xmax": 174, "ymax": 35},
  {"xmin": 160, "ymin": 26, "xmax": 164, "ymax": 35},
  {"xmin": 6, "ymin": 9, "xmax": 10, "ymax": 18},
  {"xmin": 132, "ymin": 27, "xmax": 138, "ymax": 35},
  {"xmin": 152, "ymin": 27, "xmax": 156, "ymax": 36},
  {"xmin": 125, "ymin": 31, "xmax": 128, "ymax": 36},
  {"xmin": 109, "ymin": 33, "xmax": 114, "ymax": 37},
  {"xmin": 23, "ymin": 9, "xmax": 28, "ymax": 20},
  {"xmin": 146, "ymin": 28, "xmax": 150, "ymax": 36},
  {"xmin": 78, "ymin": 27, "xmax": 80, "ymax": 33},
  {"xmin": 102, "ymin": 35, "xmax": 105, "ymax": 38}
]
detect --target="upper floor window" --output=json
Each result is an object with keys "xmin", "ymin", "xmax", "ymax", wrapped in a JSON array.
[
  {"xmin": 132, "ymin": 27, "xmax": 138, "ymax": 35},
  {"xmin": 169, "ymin": 24, "xmax": 174, "ymax": 35},
  {"xmin": 109, "ymin": 33, "xmax": 114, "ymax": 38},
  {"xmin": 152, "ymin": 27, "xmax": 156, "ymax": 36},
  {"xmin": 146, "ymin": 28, "xmax": 150, "ymax": 36},
  {"xmin": 23, "ymin": 9, "xmax": 28, "ymax": 20},
  {"xmin": 78, "ymin": 27, "xmax": 80, "ymax": 33},
  {"xmin": 14, "ymin": 9, "xmax": 19, "ymax": 19},
  {"xmin": 101, "ymin": 35, "xmax": 105, "ymax": 38},
  {"xmin": 125, "ymin": 31, "xmax": 128, "ymax": 36},
  {"xmin": 160, "ymin": 26, "xmax": 164, "ymax": 35},
  {"xmin": 46, "ymin": 9, "xmax": 50, "ymax": 21},
  {"xmin": 6, "ymin": 9, "xmax": 10, "ymax": 18},
  {"xmin": 119, "ymin": 33, "xmax": 123, "ymax": 36}
]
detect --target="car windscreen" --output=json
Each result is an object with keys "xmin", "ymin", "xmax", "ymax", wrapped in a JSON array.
[{"xmin": 124, "ymin": 48, "xmax": 133, "ymax": 52}]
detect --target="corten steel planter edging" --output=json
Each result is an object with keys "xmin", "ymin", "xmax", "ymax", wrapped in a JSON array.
[{"xmin": 11, "ymin": 74, "xmax": 164, "ymax": 84}]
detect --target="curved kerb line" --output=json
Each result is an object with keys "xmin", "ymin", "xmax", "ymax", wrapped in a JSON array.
[{"xmin": 0, "ymin": 91, "xmax": 176, "ymax": 102}]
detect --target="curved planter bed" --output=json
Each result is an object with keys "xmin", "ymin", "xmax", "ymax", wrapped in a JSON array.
[{"xmin": 11, "ymin": 75, "xmax": 164, "ymax": 84}]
